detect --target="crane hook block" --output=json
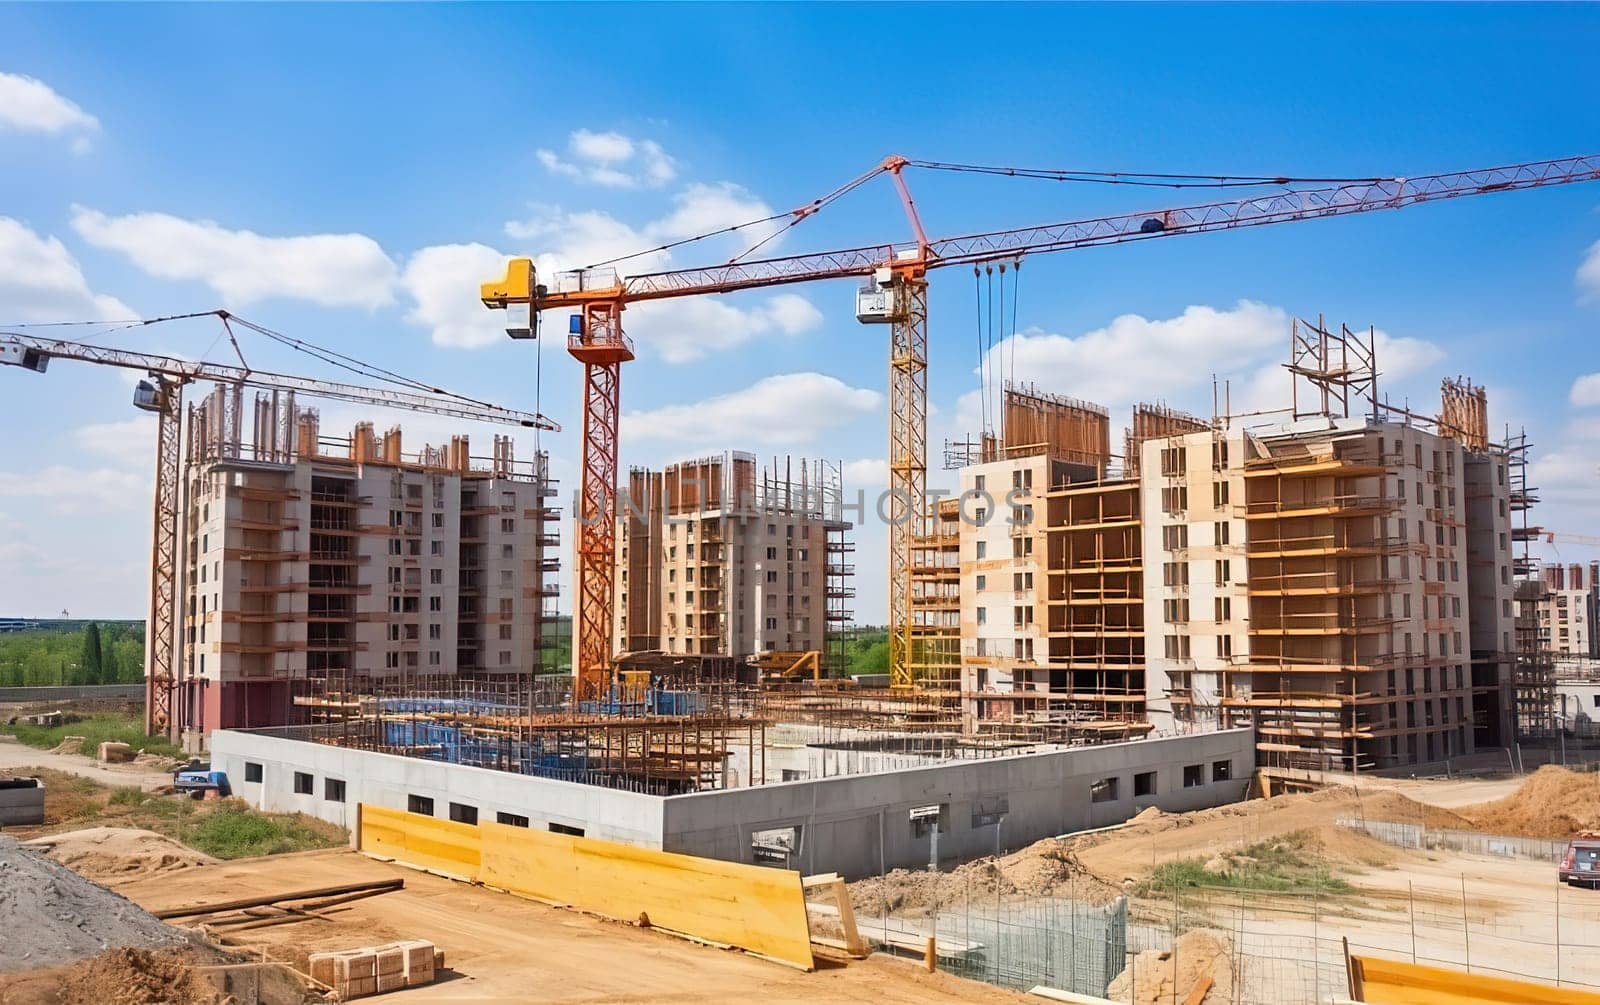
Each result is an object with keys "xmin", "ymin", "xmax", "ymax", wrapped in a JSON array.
[{"xmin": 481, "ymin": 257, "xmax": 535, "ymax": 308}]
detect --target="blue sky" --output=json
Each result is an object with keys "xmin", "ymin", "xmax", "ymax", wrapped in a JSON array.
[{"xmin": 2, "ymin": 4, "xmax": 1599, "ymax": 621}]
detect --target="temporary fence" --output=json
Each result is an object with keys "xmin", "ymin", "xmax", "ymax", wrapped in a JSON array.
[
  {"xmin": 1337, "ymin": 816, "xmax": 1569, "ymax": 863},
  {"xmin": 867, "ymin": 870, "xmax": 1600, "ymax": 1003}
]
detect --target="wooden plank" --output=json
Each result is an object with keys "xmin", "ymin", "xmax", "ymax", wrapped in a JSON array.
[
  {"xmin": 361, "ymin": 805, "xmax": 480, "ymax": 881},
  {"xmin": 153, "ymin": 878, "xmax": 404, "ymax": 919},
  {"xmin": 359, "ymin": 803, "xmax": 813, "ymax": 972},
  {"xmin": 1352, "ymin": 955, "xmax": 1600, "ymax": 1005},
  {"xmin": 1026, "ymin": 986, "xmax": 1121, "ymax": 1004}
]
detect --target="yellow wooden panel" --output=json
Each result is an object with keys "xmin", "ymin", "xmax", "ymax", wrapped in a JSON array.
[
  {"xmin": 1356, "ymin": 955, "xmax": 1600, "ymax": 1005},
  {"xmin": 478, "ymin": 820, "xmax": 813, "ymax": 971},
  {"xmin": 359, "ymin": 805, "xmax": 813, "ymax": 971},
  {"xmin": 361, "ymin": 804, "xmax": 480, "ymax": 881}
]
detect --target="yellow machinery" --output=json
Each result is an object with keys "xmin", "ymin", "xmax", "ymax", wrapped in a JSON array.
[{"xmin": 749, "ymin": 651, "xmax": 823, "ymax": 685}]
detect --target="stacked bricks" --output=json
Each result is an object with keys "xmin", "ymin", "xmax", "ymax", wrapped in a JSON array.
[{"xmin": 309, "ymin": 939, "xmax": 438, "ymax": 999}]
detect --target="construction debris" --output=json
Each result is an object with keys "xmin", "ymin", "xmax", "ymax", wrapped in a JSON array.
[
  {"xmin": 1105, "ymin": 929, "xmax": 1234, "ymax": 1005},
  {"xmin": 0, "ymin": 835, "xmax": 190, "ymax": 973}
]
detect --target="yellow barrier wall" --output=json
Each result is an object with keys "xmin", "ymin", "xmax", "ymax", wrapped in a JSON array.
[
  {"xmin": 359, "ymin": 804, "xmax": 813, "ymax": 971},
  {"xmin": 1353, "ymin": 955, "xmax": 1600, "ymax": 1005},
  {"xmin": 360, "ymin": 804, "xmax": 481, "ymax": 881}
]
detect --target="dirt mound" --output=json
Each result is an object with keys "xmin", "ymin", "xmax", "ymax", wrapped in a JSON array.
[
  {"xmin": 60, "ymin": 948, "xmax": 219, "ymax": 1004},
  {"xmin": 849, "ymin": 839, "xmax": 1122, "ymax": 916},
  {"xmin": 1459, "ymin": 766, "xmax": 1600, "ymax": 839},
  {"xmin": 23, "ymin": 827, "xmax": 217, "ymax": 884},
  {"xmin": 0, "ymin": 836, "xmax": 189, "ymax": 974},
  {"xmin": 1106, "ymin": 928, "xmax": 1234, "ymax": 1004}
]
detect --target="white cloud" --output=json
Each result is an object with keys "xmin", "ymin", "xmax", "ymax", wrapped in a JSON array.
[
  {"xmin": 1578, "ymin": 239, "xmax": 1600, "ymax": 305},
  {"xmin": 401, "ymin": 242, "xmax": 516, "ymax": 350},
  {"xmin": 73, "ymin": 415, "xmax": 157, "ymax": 462},
  {"xmin": 70, "ymin": 206, "xmax": 398, "ymax": 309},
  {"xmin": 0, "ymin": 465, "xmax": 148, "ymax": 513},
  {"xmin": 1374, "ymin": 330, "xmax": 1446, "ymax": 385},
  {"xmin": 622, "ymin": 373, "xmax": 881, "ymax": 446},
  {"xmin": 1572, "ymin": 373, "xmax": 1600, "ymax": 409},
  {"xmin": 970, "ymin": 301, "xmax": 1288, "ymax": 423},
  {"xmin": 631, "ymin": 293, "xmax": 821, "ymax": 364},
  {"xmin": 537, "ymin": 129, "xmax": 676, "ymax": 189},
  {"xmin": 414, "ymin": 183, "xmax": 812, "ymax": 355},
  {"xmin": 0, "ymin": 71, "xmax": 99, "ymax": 151},
  {"xmin": 0, "ymin": 217, "xmax": 134, "ymax": 321},
  {"xmin": 842, "ymin": 458, "xmax": 888, "ymax": 490}
]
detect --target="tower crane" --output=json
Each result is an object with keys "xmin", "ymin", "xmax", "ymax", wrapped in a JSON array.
[
  {"xmin": 1543, "ymin": 532, "xmax": 1600, "ymax": 548},
  {"xmin": 1, "ymin": 325, "xmax": 558, "ymax": 738},
  {"xmin": 481, "ymin": 152, "xmax": 1600, "ymax": 698}
]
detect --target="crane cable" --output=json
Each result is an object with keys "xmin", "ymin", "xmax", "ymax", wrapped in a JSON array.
[{"xmin": 584, "ymin": 162, "xmax": 890, "ymax": 273}]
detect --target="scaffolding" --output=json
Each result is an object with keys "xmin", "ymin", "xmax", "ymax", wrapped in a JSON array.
[
  {"xmin": 908, "ymin": 497, "xmax": 962, "ymax": 707},
  {"xmin": 1123, "ymin": 402, "xmax": 1210, "ymax": 478},
  {"xmin": 1508, "ymin": 428, "xmax": 1556, "ymax": 739}
]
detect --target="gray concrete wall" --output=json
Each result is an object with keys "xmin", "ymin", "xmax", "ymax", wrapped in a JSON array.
[
  {"xmin": 209, "ymin": 727, "xmax": 666, "ymax": 845},
  {"xmin": 662, "ymin": 728, "xmax": 1255, "ymax": 879},
  {"xmin": 212, "ymin": 725, "xmax": 1254, "ymax": 880}
]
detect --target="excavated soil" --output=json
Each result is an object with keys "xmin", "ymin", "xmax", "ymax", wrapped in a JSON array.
[
  {"xmin": 0, "ymin": 948, "xmax": 223, "ymax": 1005},
  {"xmin": 849, "ymin": 786, "xmax": 1467, "ymax": 914},
  {"xmin": 1106, "ymin": 928, "xmax": 1235, "ymax": 1005},
  {"xmin": 22, "ymin": 828, "xmax": 217, "ymax": 884},
  {"xmin": 1456, "ymin": 766, "xmax": 1600, "ymax": 839},
  {"xmin": 849, "ymin": 840, "xmax": 1123, "ymax": 917}
]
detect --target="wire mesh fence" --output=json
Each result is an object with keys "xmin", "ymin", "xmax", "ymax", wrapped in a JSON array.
[{"xmin": 862, "ymin": 869, "xmax": 1600, "ymax": 1002}]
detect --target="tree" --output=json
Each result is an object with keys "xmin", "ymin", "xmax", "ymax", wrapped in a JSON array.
[
  {"xmin": 80, "ymin": 623, "xmax": 103, "ymax": 685},
  {"xmin": 102, "ymin": 645, "xmax": 120, "ymax": 685}
]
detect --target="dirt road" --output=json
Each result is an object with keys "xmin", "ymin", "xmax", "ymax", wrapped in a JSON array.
[
  {"xmin": 115, "ymin": 849, "xmax": 1035, "ymax": 1004},
  {"xmin": 0, "ymin": 736, "xmax": 173, "ymax": 790}
]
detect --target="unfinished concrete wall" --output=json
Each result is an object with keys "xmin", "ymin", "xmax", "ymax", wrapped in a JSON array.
[
  {"xmin": 661, "ymin": 728, "xmax": 1254, "ymax": 879},
  {"xmin": 210, "ymin": 727, "xmax": 667, "ymax": 846},
  {"xmin": 214, "ymin": 725, "xmax": 1254, "ymax": 881}
]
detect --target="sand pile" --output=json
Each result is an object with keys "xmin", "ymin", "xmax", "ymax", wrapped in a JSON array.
[
  {"xmin": 23, "ymin": 828, "xmax": 216, "ymax": 884},
  {"xmin": 48, "ymin": 737, "xmax": 85, "ymax": 756},
  {"xmin": 0, "ymin": 836, "xmax": 189, "ymax": 974},
  {"xmin": 1106, "ymin": 928, "xmax": 1234, "ymax": 1004},
  {"xmin": 849, "ymin": 838, "xmax": 1122, "ymax": 916},
  {"xmin": 1459, "ymin": 766, "xmax": 1600, "ymax": 839}
]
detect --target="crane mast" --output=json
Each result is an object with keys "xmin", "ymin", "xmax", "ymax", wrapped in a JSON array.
[
  {"xmin": 483, "ymin": 150, "xmax": 1600, "ymax": 693},
  {"xmin": 2, "ymin": 331, "xmax": 559, "ymax": 739}
]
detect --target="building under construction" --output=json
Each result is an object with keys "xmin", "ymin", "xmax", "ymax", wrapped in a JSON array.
[
  {"xmin": 612, "ymin": 452, "xmax": 852, "ymax": 672},
  {"xmin": 1140, "ymin": 322, "xmax": 1516, "ymax": 771},
  {"xmin": 175, "ymin": 384, "xmax": 558, "ymax": 742}
]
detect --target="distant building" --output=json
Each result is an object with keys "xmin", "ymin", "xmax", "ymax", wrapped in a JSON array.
[
  {"xmin": 1537, "ymin": 564, "xmax": 1598, "ymax": 659},
  {"xmin": 613, "ymin": 452, "xmax": 850, "ymax": 661},
  {"xmin": 172, "ymin": 386, "xmax": 557, "ymax": 740}
]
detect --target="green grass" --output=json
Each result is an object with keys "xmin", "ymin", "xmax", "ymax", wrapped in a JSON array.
[
  {"xmin": 1, "ymin": 712, "xmax": 184, "ymax": 759},
  {"xmin": 181, "ymin": 801, "xmax": 345, "ymax": 859},
  {"xmin": 1140, "ymin": 832, "xmax": 1352, "ymax": 897}
]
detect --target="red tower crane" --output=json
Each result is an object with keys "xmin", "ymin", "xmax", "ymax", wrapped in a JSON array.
[{"xmin": 481, "ymin": 152, "xmax": 1600, "ymax": 699}]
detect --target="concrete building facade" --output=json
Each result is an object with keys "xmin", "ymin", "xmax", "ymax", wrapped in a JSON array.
[
  {"xmin": 1139, "ymin": 415, "xmax": 1514, "ymax": 770},
  {"xmin": 177, "ymin": 388, "xmax": 557, "ymax": 739},
  {"xmin": 614, "ymin": 452, "xmax": 848, "ymax": 660}
]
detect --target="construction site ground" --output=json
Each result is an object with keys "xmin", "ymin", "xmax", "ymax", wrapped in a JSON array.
[
  {"xmin": 108, "ymin": 848, "xmax": 1035, "ymax": 1004},
  {"xmin": 0, "ymin": 734, "xmax": 176, "ymax": 790},
  {"xmin": 850, "ymin": 769, "xmax": 1600, "ymax": 1000}
]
